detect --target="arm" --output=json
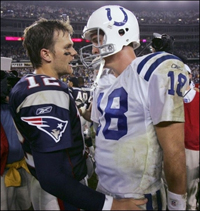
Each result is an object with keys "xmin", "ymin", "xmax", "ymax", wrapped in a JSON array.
[
  {"xmin": 155, "ymin": 121, "xmax": 187, "ymax": 209},
  {"xmin": 80, "ymin": 102, "xmax": 92, "ymax": 122},
  {"xmin": 32, "ymin": 149, "xmax": 147, "ymax": 210},
  {"xmin": 32, "ymin": 148, "xmax": 105, "ymax": 210},
  {"xmin": 147, "ymin": 55, "xmax": 188, "ymax": 209}
]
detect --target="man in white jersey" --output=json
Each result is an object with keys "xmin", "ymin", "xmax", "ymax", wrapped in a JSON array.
[
  {"xmin": 183, "ymin": 65, "xmax": 199, "ymax": 210},
  {"xmin": 80, "ymin": 5, "xmax": 189, "ymax": 210}
]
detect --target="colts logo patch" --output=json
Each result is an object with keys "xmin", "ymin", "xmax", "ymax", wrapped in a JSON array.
[
  {"xmin": 21, "ymin": 116, "xmax": 68, "ymax": 143},
  {"xmin": 106, "ymin": 7, "xmax": 128, "ymax": 26}
]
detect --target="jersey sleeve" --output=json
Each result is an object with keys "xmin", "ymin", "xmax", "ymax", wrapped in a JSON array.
[
  {"xmin": 148, "ymin": 56, "xmax": 189, "ymax": 125},
  {"xmin": 32, "ymin": 147, "xmax": 106, "ymax": 210}
]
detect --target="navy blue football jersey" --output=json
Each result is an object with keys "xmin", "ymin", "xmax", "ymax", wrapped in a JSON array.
[
  {"xmin": 81, "ymin": 86, "xmax": 93, "ymax": 109},
  {"xmin": 69, "ymin": 86, "xmax": 92, "ymax": 109},
  {"xmin": 9, "ymin": 74, "xmax": 87, "ymax": 180}
]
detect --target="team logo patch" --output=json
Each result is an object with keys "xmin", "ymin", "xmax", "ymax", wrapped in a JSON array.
[
  {"xmin": 170, "ymin": 199, "xmax": 178, "ymax": 207},
  {"xmin": 36, "ymin": 106, "xmax": 52, "ymax": 115},
  {"xmin": 21, "ymin": 116, "xmax": 68, "ymax": 143},
  {"xmin": 106, "ymin": 7, "xmax": 128, "ymax": 26}
]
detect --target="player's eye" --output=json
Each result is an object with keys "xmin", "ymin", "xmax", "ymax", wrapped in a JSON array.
[{"xmin": 64, "ymin": 44, "xmax": 73, "ymax": 50}]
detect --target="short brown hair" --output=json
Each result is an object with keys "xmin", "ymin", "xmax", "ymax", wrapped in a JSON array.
[{"xmin": 23, "ymin": 18, "xmax": 73, "ymax": 68}]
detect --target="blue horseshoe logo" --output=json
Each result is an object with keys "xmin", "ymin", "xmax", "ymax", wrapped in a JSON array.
[{"xmin": 105, "ymin": 7, "xmax": 128, "ymax": 26}]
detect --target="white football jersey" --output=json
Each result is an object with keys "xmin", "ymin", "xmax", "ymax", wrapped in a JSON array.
[{"xmin": 91, "ymin": 52, "xmax": 189, "ymax": 198}]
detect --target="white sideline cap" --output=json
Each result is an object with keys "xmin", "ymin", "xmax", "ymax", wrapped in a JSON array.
[{"xmin": 1, "ymin": 57, "xmax": 12, "ymax": 71}]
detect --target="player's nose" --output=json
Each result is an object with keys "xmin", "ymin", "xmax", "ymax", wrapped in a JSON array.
[
  {"xmin": 92, "ymin": 45, "xmax": 100, "ymax": 55},
  {"xmin": 71, "ymin": 47, "xmax": 77, "ymax": 56}
]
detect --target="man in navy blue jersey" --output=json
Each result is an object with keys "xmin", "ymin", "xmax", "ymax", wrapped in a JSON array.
[{"xmin": 9, "ymin": 18, "xmax": 147, "ymax": 210}]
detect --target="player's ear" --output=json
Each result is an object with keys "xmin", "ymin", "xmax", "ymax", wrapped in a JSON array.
[{"xmin": 40, "ymin": 48, "xmax": 52, "ymax": 62}]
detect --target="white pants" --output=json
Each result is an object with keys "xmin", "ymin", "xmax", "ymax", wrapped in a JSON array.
[
  {"xmin": 1, "ymin": 168, "xmax": 32, "ymax": 210},
  {"xmin": 30, "ymin": 176, "xmax": 60, "ymax": 210},
  {"xmin": 96, "ymin": 181, "xmax": 167, "ymax": 210},
  {"xmin": 185, "ymin": 148, "xmax": 199, "ymax": 210}
]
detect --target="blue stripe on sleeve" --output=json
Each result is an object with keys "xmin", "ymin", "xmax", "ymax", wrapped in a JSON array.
[
  {"xmin": 137, "ymin": 52, "xmax": 162, "ymax": 74},
  {"xmin": 144, "ymin": 55, "xmax": 182, "ymax": 81}
]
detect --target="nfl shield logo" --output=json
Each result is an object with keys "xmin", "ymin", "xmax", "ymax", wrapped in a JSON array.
[{"xmin": 170, "ymin": 199, "xmax": 177, "ymax": 207}]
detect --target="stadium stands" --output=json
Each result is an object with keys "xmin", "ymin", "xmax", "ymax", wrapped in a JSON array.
[{"xmin": 1, "ymin": 1, "xmax": 199, "ymax": 86}]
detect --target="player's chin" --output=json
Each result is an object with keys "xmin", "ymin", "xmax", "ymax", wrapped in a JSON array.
[
  {"xmin": 66, "ymin": 64, "xmax": 73, "ymax": 74},
  {"xmin": 104, "ymin": 57, "xmax": 112, "ymax": 68}
]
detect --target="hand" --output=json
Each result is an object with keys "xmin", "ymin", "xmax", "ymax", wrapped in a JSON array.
[
  {"xmin": 111, "ymin": 198, "xmax": 148, "ymax": 210},
  {"xmin": 75, "ymin": 99, "xmax": 85, "ymax": 109}
]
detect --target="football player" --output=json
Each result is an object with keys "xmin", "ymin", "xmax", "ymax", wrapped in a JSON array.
[
  {"xmin": 80, "ymin": 5, "xmax": 189, "ymax": 210},
  {"xmin": 9, "ymin": 18, "xmax": 147, "ymax": 210},
  {"xmin": 183, "ymin": 65, "xmax": 199, "ymax": 210}
]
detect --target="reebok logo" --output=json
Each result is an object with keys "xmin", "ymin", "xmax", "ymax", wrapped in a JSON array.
[{"xmin": 36, "ymin": 106, "xmax": 52, "ymax": 115}]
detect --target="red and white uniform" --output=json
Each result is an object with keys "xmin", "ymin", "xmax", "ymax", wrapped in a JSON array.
[{"xmin": 184, "ymin": 89, "xmax": 199, "ymax": 210}]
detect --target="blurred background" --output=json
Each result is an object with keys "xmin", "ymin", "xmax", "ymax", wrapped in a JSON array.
[{"xmin": 1, "ymin": 1, "xmax": 199, "ymax": 87}]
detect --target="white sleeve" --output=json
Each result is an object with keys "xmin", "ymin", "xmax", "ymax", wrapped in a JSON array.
[{"xmin": 148, "ymin": 60, "xmax": 189, "ymax": 125}]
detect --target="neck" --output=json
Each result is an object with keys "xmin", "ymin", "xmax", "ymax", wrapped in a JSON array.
[
  {"xmin": 35, "ymin": 66, "xmax": 59, "ymax": 79},
  {"xmin": 106, "ymin": 46, "xmax": 136, "ymax": 77}
]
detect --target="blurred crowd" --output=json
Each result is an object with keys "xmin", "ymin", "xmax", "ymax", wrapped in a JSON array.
[
  {"xmin": 6, "ymin": 61, "xmax": 200, "ymax": 89},
  {"xmin": 1, "ymin": 42, "xmax": 199, "ymax": 87},
  {"xmin": 1, "ymin": 43, "xmax": 29, "ymax": 61},
  {"xmin": 1, "ymin": 2, "xmax": 199, "ymax": 24},
  {"xmin": 1, "ymin": 1, "xmax": 199, "ymax": 86},
  {"xmin": 1, "ymin": 42, "xmax": 199, "ymax": 61}
]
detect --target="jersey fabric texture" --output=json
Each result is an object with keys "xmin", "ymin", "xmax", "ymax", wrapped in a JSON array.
[
  {"xmin": 91, "ymin": 52, "xmax": 188, "ymax": 209},
  {"xmin": 184, "ymin": 90, "xmax": 199, "ymax": 210},
  {"xmin": 0, "ymin": 123, "xmax": 9, "ymax": 175},
  {"xmin": 69, "ymin": 85, "xmax": 92, "ymax": 109},
  {"xmin": 69, "ymin": 86, "xmax": 84, "ymax": 104},
  {"xmin": 1, "ymin": 103, "xmax": 24, "ymax": 164},
  {"xmin": 69, "ymin": 86, "xmax": 91, "ymax": 131},
  {"xmin": 9, "ymin": 74, "xmax": 86, "ymax": 179},
  {"xmin": 184, "ymin": 91, "xmax": 199, "ymax": 151},
  {"xmin": 81, "ymin": 86, "xmax": 93, "ymax": 109},
  {"xmin": 9, "ymin": 74, "xmax": 105, "ymax": 210}
]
